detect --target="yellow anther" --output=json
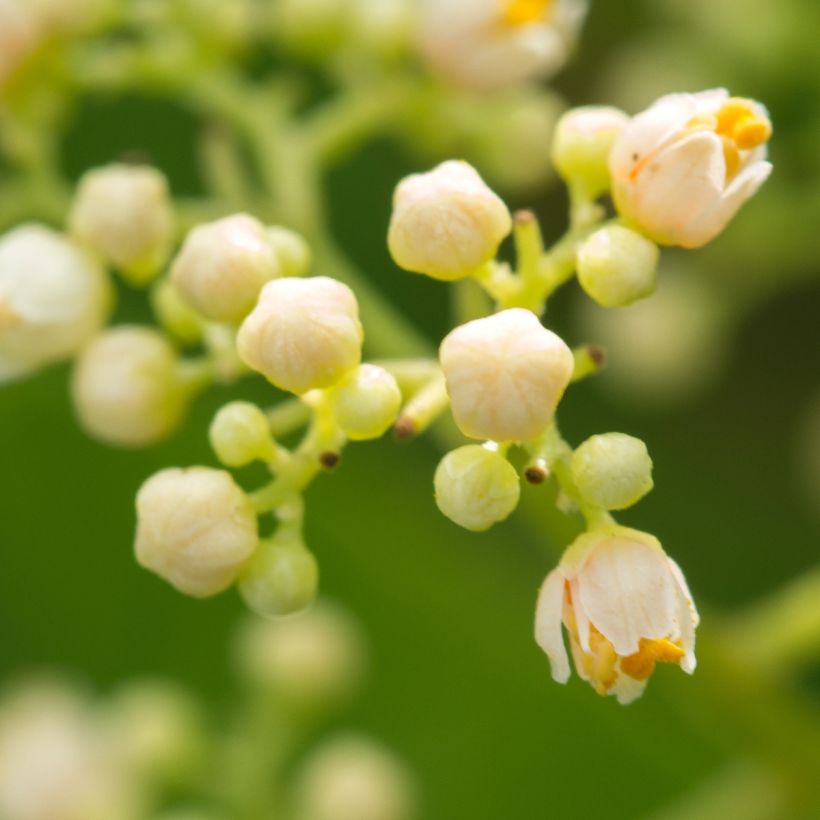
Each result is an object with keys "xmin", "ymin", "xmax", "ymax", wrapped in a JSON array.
[
  {"xmin": 716, "ymin": 97, "xmax": 772, "ymax": 150},
  {"xmin": 502, "ymin": 0, "xmax": 553, "ymax": 27},
  {"xmin": 721, "ymin": 135, "xmax": 741, "ymax": 180},
  {"xmin": 621, "ymin": 638, "xmax": 684, "ymax": 681}
]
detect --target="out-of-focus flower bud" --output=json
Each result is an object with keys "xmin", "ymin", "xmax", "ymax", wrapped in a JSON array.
[
  {"xmin": 295, "ymin": 735, "xmax": 415, "ymax": 820},
  {"xmin": 551, "ymin": 106, "xmax": 628, "ymax": 199},
  {"xmin": 266, "ymin": 225, "xmax": 311, "ymax": 278},
  {"xmin": 237, "ymin": 276, "xmax": 363, "ymax": 394},
  {"xmin": 434, "ymin": 444, "xmax": 520, "ymax": 531},
  {"xmin": 272, "ymin": 0, "xmax": 351, "ymax": 57},
  {"xmin": 535, "ymin": 526, "xmax": 698, "ymax": 704},
  {"xmin": 388, "ymin": 160, "xmax": 511, "ymax": 281},
  {"xmin": 71, "ymin": 326, "xmax": 188, "ymax": 447},
  {"xmin": 576, "ymin": 224, "xmax": 659, "ymax": 308},
  {"xmin": 0, "ymin": 224, "xmax": 110, "ymax": 382},
  {"xmin": 68, "ymin": 164, "xmax": 175, "ymax": 286},
  {"xmin": 609, "ymin": 89, "xmax": 772, "ymax": 248},
  {"xmin": 171, "ymin": 214, "xmax": 281, "ymax": 323},
  {"xmin": 135, "ymin": 467, "xmax": 258, "ymax": 598},
  {"xmin": 150, "ymin": 277, "xmax": 203, "ymax": 346},
  {"xmin": 235, "ymin": 601, "xmax": 365, "ymax": 705},
  {"xmin": 331, "ymin": 364, "xmax": 401, "ymax": 441},
  {"xmin": 418, "ymin": 0, "xmax": 587, "ymax": 92},
  {"xmin": 209, "ymin": 401, "xmax": 274, "ymax": 467},
  {"xmin": 571, "ymin": 433, "xmax": 653, "ymax": 510},
  {"xmin": 440, "ymin": 308, "xmax": 574, "ymax": 442},
  {"xmin": 238, "ymin": 531, "xmax": 319, "ymax": 617}
]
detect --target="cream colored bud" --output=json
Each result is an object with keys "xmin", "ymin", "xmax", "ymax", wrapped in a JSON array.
[
  {"xmin": 171, "ymin": 214, "xmax": 280, "ymax": 322},
  {"xmin": 150, "ymin": 277, "xmax": 203, "ymax": 346},
  {"xmin": 576, "ymin": 225, "xmax": 659, "ymax": 308},
  {"xmin": 135, "ymin": 466, "xmax": 258, "ymax": 597},
  {"xmin": 237, "ymin": 276, "xmax": 363, "ymax": 394},
  {"xmin": 440, "ymin": 308, "xmax": 574, "ymax": 442},
  {"xmin": 388, "ymin": 160, "xmax": 511, "ymax": 281},
  {"xmin": 69, "ymin": 164, "xmax": 175, "ymax": 285},
  {"xmin": 571, "ymin": 433, "xmax": 653, "ymax": 510},
  {"xmin": 331, "ymin": 364, "xmax": 401, "ymax": 441},
  {"xmin": 551, "ymin": 106, "xmax": 629, "ymax": 198},
  {"xmin": 209, "ymin": 401, "xmax": 273, "ymax": 467},
  {"xmin": 434, "ymin": 445, "xmax": 520, "ymax": 531},
  {"xmin": 0, "ymin": 224, "xmax": 110, "ymax": 382},
  {"xmin": 266, "ymin": 225, "xmax": 312, "ymax": 278},
  {"xmin": 295, "ymin": 736, "xmax": 414, "ymax": 820},
  {"xmin": 235, "ymin": 601, "xmax": 365, "ymax": 704},
  {"xmin": 71, "ymin": 326, "xmax": 187, "ymax": 447},
  {"xmin": 238, "ymin": 533, "xmax": 319, "ymax": 617}
]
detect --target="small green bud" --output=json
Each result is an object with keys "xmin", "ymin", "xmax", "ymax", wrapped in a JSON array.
[
  {"xmin": 331, "ymin": 364, "xmax": 401, "ymax": 441},
  {"xmin": 239, "ymin": 533, "xmax": 319, "ymax": 617},
  {"xmin": 209, "ymin": 401, "xmax": 273, "ymax": 467},
  {"xmin": 576, "ymin": 225, "xmax": 659, "ymax": 308},
  {"xmin": 551, "ymin": 106, "xmax": 629, "ymax": 199},
  {"xmin": 150, "ymin": 277, "xmax": 203, "ymax": 346},
  {"xmin": 434, "ymin": 445, "xmax": 520, "ymax": 531},
  {"xmin": 266, "ymin": 225, "xmax": 312, "ymax": 278},
  {"xmin": 571, "ymin": 433, "xmax": 654, "ymax": 510}
]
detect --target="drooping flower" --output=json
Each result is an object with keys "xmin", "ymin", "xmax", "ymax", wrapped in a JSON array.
[
  {"xmin": 418, "ymin": 0, "xmax": 587, "ymax": 92},
  {"xmin": 609, "ymin": 89, "xmax": 772, "ymax": 248},
  {"xmin": 535, "ymin": 526, "xmax": 698, "ymax": 704}
]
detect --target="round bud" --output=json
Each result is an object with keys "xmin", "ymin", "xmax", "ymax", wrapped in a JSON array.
[
  {"xmin": 295, "ymin": 736, "xmax": 414, "ymax": 820},
  {"xmin": 331, "ymin": 364, "xmax": 401, "ymax": 441},
  {"xmin": 171, "ymin": 214, "xmax": 280, "ymax": 323},
  {"xmin": 68, "ymin": 164, "xmax": 175, "ymax": 285},
  {"xmin": 0, "ymin": 224, "xmax": 110, "ymax": 382},
  {"xmin": 135, "ymin": 467, "xmax": 258, "ymax": 597},
  {"xmin": 266, "ymin": 225, "xmax": 311, "ymax": 278},
  {"xmin": 571, "ymin": 433, "xmax": 654, "ymax": 510},
  {"xmin": 235, "ymin": 601, "xmax": 365, "ymax": 704},
  {"xmin": 71, "ymin": 326, "xmax": 187, "ymax": 447},
  {"xmin": 551, "ymin": 106, "xmax": 629, "ymax": 199},
  {"xmin": 439, "ymin": 309, "xmax": 574, "ymax": 442},
  {"xmin": 237, "ymin": 276, "xmax": 363, "ymax": 394},
  {"xmin": 238, "ymin": 533, "xmax": 319, "ymax": 617},
  {"xmin": 150, "ymin": 277, "xmax": 203, "ymax": 346},
  {"xmin": 209, "ymin": 401, "xmax": 273, "ymax": 467},
  {"xmin": 576, "ymin": 225, "xmax": 659, "ymax": 308},
  {"xmin": 434, "ymin": 445, "xmax": 520, "ymax": 531},
  {"xmin": 388, "ymin": 160, "xmax": 512, "ymax": 281}
]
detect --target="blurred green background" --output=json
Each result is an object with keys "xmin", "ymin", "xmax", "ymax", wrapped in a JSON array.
[{"xmin": 1, "ymin": 1, "xmax": 819, "ymax": 818}]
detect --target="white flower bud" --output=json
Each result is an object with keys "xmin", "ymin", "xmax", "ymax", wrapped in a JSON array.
[
  {"xmin": 388, "ymin": 160, "xmax": 511, "ymax": 281},
  {"xmin": 150, "ymin": 277, "xmax": 203, "ymax": 346},
  {"xmin": 571, "ymin": 433, "xmax": 653, "ymax": 510},
  {"xmin": 434, "ymin": 445, "xmax": 520, "ymax": 531},
  {"xmin": 576, "ymin": 224, "xmax": 659, "ymax": 308},
  {"xmin": 440, "ymin": 308, "xmax": 574, "ymax": 442},
  {"xmin": 266, "ymin": 225, "xmax": 312, "ymax": 278},
  {"xmin": 209, "ymin": 401, "xmax": 273, "ymax": 467},
  {"xmin": 419, "ymin": 0, "xmax": 587, "ymax": 92},
  {"xmin": 68, "ymin": 164, "xmax": 175, "ymax": 285},
  {"xmin": 134, "ymin": 466, "xmax": 258, "ymax": 597},
  {"xmin": 238, "ymin": 532, "xmax": 319, "ymax": 617},
  {"xmin": 0, "ymin": 224, "xmax": 110, "ymax": 382},
  {"xmin": 331, "ymin": 364, "xmax": 401, "ymax": 441},
  {"xmin": 171, "ymin": 214, "xmax": 281, "ymax": 323},
  {"xmin": 535, "ymin": 526, "xmax": 698, "ymax": 703},
  {"xmin": 551, "ymin": 106, "xmax": 629, "ymax": 198},
  {"xmin": 610, "ymin": 89, "xmax": 773, "ymax": 248},
  {"xmin": 237, "ymin": 276, "xmax": 363, "ymax": 394},
  {"xmin": 71, "ymin": 326, "xmax": 188, "ymax": 447},
  {"xmin": 235, "ymin": 602, "xmax": 365, "ymax": 705},
  {"xmin": 295, "ymin": 736, "xmax": 414, "ymax": 820}
]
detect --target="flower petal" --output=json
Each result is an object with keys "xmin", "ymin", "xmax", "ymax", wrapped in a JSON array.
[
  {"xmin": 534, "ymin": 568, "xmax": 571, "ymax": 683},
  {"xmin": 610, "ymin": 671, "xmax": 647, "ymax": 705},
  {"xmin": 668, "ymin": 557, "xmax": 699, "ymax": 674}
]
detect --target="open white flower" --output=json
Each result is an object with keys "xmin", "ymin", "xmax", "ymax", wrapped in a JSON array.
[
  {"xmin": 610, "ymin": 89, "xmax": 772, "ymax": 248},
  {"xmin": 419, "ymin": 0, "xmax": 587, "ymax": 92},
  {"xmin": 535, "ymin": 526, "xmax": 698, "ymax": 704},
  {"xmin": 0, "ymin": 224, "xmax": 110, "ymax": 383}
]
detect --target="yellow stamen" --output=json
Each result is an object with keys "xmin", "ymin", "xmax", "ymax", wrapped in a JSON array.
[
  {"xmin": 721, "ymin": 135, "xmax": 741, "ymax": 180},
  {"xmin": 715, "ymin": 97, "xmax": 772, "ymax": 150},
  {"xmin": 620, "ymin": 638, "xmax": 684, "ymax": 681},
  {"xmin": 501, "ymin": 0, "xmax": 553, "ymax": 27}
]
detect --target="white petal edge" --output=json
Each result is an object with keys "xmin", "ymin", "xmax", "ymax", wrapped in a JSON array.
[{"xmin": 535, "ymin": 568, "xmax": 571, "ymax": 684}]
